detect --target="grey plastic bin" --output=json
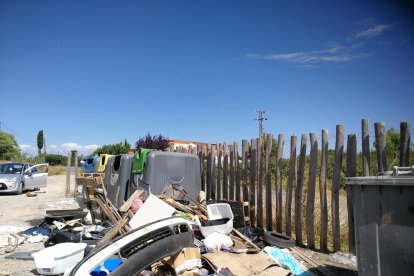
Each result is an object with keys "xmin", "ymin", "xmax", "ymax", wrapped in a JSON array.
[
  {"xmin": 345, "ymin": 176, "xmax": 414, "ymax": 276},
  {"xmin": 104, "ymin": 154, "xmax": 134, "ymax": 208},
  {"xmin": 134, "ymin": 151, "xmax": 201, "ymax": 200}
]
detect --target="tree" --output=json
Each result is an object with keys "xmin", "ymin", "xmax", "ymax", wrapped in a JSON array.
[
  {"xmin": 92, "ymin": 140, "xmax": 131, "ymax": 156},
  {"xmin": 0, "ymin": 132, "xmax": 21, "ymax": 160},
  {"xmin": 37, "ymin": 130, "xmax": 44, "ymax": 156},
  {"xmin": 135, "ymin": 133, "xmax": 170, "ymax": 151}
]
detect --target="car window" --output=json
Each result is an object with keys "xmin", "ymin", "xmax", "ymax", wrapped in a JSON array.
[{"xmin": 0, "ymin": 163, "xmax": 23, "ymax": 174}]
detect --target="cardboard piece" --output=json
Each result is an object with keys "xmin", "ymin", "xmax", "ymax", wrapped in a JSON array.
[
  {"xmin": 203, "ymin": 250, "xmax": 291, "ymax": 276},
  {"xmin": 172, "ymin": 247, "xmax": 202, "ymax": 274},
  {"xmin": 129, "ymin": 194, "xmax": 175, "ymax": 229}
]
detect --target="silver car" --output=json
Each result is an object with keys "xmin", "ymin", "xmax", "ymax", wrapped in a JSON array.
[{"xmin": 0, "ymin": 162, "xmax": 49, "ymax": 194}]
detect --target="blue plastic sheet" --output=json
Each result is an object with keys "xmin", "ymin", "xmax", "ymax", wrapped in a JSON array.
[{"xmin": 264, "ymin": 246, "xmax": 308, "ymax": 276}]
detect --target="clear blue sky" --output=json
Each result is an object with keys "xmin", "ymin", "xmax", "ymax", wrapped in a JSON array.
[{"xmin": 1, "ymin": 1, "xmax": 413, "ymax": 155}]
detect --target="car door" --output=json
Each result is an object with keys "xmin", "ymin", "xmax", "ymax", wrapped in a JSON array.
[
  {"xmin": 25, "ymin": 164, "xmax": 49, "ymax": 188},
  {"xmin": 23, "ymin": 164, "xmax": 35, "ymax": 189}
]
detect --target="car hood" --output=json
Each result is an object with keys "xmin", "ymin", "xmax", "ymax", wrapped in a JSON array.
[{"xmin": 0, "ymin": 174, "xmax": 21, "ymax": 181}]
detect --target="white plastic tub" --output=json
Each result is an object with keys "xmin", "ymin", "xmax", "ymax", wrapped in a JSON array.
[
  {"xmin": 195, "ymin": 203, "xmax": 234, "ymax": 237},
  {"xmin": 32, "ymin": 242, "xmax": 87, "ymax": 275}
]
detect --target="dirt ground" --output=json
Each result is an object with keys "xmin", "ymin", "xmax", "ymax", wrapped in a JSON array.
[{"xmin": 0, "ymin": 175, "xmax": 79, "ymax": 276}]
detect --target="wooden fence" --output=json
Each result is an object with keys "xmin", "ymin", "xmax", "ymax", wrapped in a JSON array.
[{"xmin": 171, "ymin": 120, "xmax": 412, "ymax": 253}]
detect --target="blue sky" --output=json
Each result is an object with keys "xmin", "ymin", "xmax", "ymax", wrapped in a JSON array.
[{"xmin": 1, "ymin": 1, "xmax": 413, "ymax": 156}]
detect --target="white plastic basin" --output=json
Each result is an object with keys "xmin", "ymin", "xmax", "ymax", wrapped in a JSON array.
[{"xmin": 32, "ymin": 242, "xmax": 87, "ymax": 275}]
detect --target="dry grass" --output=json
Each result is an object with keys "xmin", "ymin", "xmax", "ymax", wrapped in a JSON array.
[{"xmin": 48, "ymin": 165, "xmax": 67, "ymax": 176}]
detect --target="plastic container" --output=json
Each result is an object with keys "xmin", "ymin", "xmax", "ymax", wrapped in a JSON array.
[
  {"xmin": 97, "ymin": 154, "xmax": 112, "ymax": 173},
  {"xmin": 195, "ymin": 203, "xmax": 233, "ymax": 237},
  {"xmin": 136, "ymin": 151, "xmax": 201, "ymax": 200},
  {"xmin": 345, "ymin": 176, "xmax": 414, "ymax": 276},
  {"xmin": 103, "ymin": 154, "xmax": 134, "ymax": 208},
  {"xmin": 32, "ymin": 242, "xmax": 87, "ymax": 275}
]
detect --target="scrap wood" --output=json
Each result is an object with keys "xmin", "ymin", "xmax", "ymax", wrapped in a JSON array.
[
  {"xmin": 290, "ymin": 247, "xmax": 337, "ymax": 276},
  {"xmin": 160, "ymin": 196, "xmax": 208, "ymax": 220},
  {"xmin": 232, "ymin": 228, "xmax": 260, "ymax": 250},
  {"xmin": 119, "ymin": 189, "xmax": 145, "ymax": 213},
  {"xmin": 96, "ymin": 212, "xmax": 130, "ymax": 249}
]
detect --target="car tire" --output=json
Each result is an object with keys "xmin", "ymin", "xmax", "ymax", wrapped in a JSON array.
[
  {"xmin": 17, "ymin": 182, "xmax": 23, "ymax": 195},
  {"xmin": 263, "ymin": 231, "xmax": 295, "ymax": 248}
]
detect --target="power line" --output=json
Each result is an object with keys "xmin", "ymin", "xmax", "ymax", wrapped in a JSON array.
[
  {"xmin": 0, "ymin": 120, "xmax": 37, "ymax": 145},
  {"xmin": 255, "ymin": 110, "xmax": 267, "ymax": 138}
]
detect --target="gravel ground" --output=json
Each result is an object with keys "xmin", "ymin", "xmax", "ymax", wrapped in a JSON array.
[{"xmin": 0, "ymin": 174, "xmax": 79, "ymax": 276}]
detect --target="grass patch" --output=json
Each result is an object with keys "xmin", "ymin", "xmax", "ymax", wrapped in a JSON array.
[{"xmin": 48, "ymin": 165, "xmax": 66, "ymax": 176}]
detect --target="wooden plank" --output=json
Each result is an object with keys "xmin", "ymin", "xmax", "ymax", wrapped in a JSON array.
[
  {"xmin": 206, "ymin": 145, "xmax": 212, "ymax": 200},
  {"xmin": 319, "ymin": 129, "xmax": 329, "ymax": 252},
  {"xmin": 235, "ymin": 142, "xmax": 241, "ymax": 202},
  {"xmin": 229, "ymin": 143, "xmax": 235, "ymax": 201},
  {"xmin": 223, "ymin": 145, "xmax": 229, "ymax": 200},
  {"xmin": 346, "ymin": 134, "xmax": 357, "ymax": 254},
  {"xmin": 374, "ymin": 122, "xmax": 388, "ymax": 173},
  {"xmin": 257, "ymin": 138, "xmax": 263, "ymax": 228},
  {"xmin": 211, "ymin": 144, "xmax": 217, "ymax": 200},
  {"xmin": 217, "ymin": 148, "xmax": 223, "ymax": 200},
  {"xmin": 400, "ymin": 122, "xmax": 411, "ymax": 167},
  {"xmin": 249, "ymin": 139, "xmax": 257, "ymax": 226},
  {"xmin": 295, "ymin": 134, "xmax": 307, "ymax": 245},
  {"xmin": 66, "ymin": 152, "xmax": 71, "ymax": 197},
  {"xmin": 362, "ymin": 119, "xmax": 371, "ymax": 176},
  {"xmin": 74, "ymin": 151, "xmax": 79, "ymax": 177},
  {"xmin": 119, "ymin": 189, "xmax": 145, "ymax": 213},
  {"xmin": 198, "ymin": 146, "xmax": 206, "ymax": 192},
  {"xmin": 332, "ymin": 125, "xmax": 344, "ymax": 252},
  {"xmin": 276, "ymin": 134, "xmax": 285, "ymax": 233},
  {"xmin": 265, "ymin": 134, "xmax": 273, "ymax": 231},
  {"xmin": 306, "ymin": 133, "xmax": 318, "ymax": 249},
  {"xmin": 242, "ymin": 140, "xmax": 249, "ymax": 203},
  {"xmin": 286, "ymin": 135, "xmax": 297, "ymax": 236}
]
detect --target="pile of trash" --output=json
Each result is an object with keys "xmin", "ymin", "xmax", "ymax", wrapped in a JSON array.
[{"xmin": 1, "ymin": 176, "xmax": 308, "ymax": 276}]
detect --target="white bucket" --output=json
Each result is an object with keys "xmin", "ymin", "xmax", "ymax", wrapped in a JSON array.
[{"xmin": 32, "ymin": 242, "xmax": 87, "ymax": 275}]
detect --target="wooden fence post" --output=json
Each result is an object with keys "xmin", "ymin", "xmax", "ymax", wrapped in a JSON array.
[
  {"xmin": 306, "ymin": 133, "xmax": 318, "ymax": 249},
  {"xmin": 66, "ymin": 152, "xmax": 71, "ymax": 196},
  {"xmin": 286, "ymin": 135, "xmax": 297, "ymax": 236},
  {"xmin": 265, "ymin": 134, "xmax": 273, "ymax": 231},
  {"xmin": 229, "ymin": 143, "xmax": 235, "ymax": 200},
  {"xmin": 197, "ymin": 146, "xmax": 205, "ymax": 192},
  {"xmin": 400, "ymin": 122, "xmax": 411, "ymax": 167},
  {"xmin": 346, "ymin": 134, "xmax": 357, "ymax": 254},
  {"xmin": 362, "ymin": 119, "xmax": 370, "ymax": 176},
  {"xmin": 206, "ymin": 146, "xmax": 212, "ymax": 200},
  {"xmin": 217, "ymin": 148, "xmax": 222, "ymax": 200},
  {"xmin": 332, "ymin": 125, "xmax": 344, "ymax": 252},
  {"xmin": 295, "ymin": 134, "xmax": 307, "ymax": 245},
  {"xmin": 250, "ymin": 139, "xmax": 257, "ymax": 226},
  {"xmin": 257, "ymin": 138, "xmax": 263, "ymax": 228},
  {"xmin": 320, "ymin": 129, "xmax": 329, "ymax": 252},
  {"xmin": 374, "ymin": 122, "xmax": 388, "ymax": 173},
  {"xmin": 74, "ymin": 151, "xmax": 78, "ymax": 177},
  {"xmin": 211, "ymin": 144, "xmax": 217, "ymax": 200},
  {"xmin": 223, "ymin": 144, "xmax": 229, "ymax": 200},
  {"xmin": 276, "ymin": 134, "xmax": 285, "ymax": 233},
  {"xmin": 242, "ymin": 140, "xmax": 249, "ymax": 203},
  {"xmin": 235, "ymin": 142, "xmax": 241, "ymax": 202}
]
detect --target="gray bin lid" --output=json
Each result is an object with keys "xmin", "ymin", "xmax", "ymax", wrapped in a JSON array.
[{"xmin": 345, "ymin": 176, "xmax": 414, "ymax": 186}]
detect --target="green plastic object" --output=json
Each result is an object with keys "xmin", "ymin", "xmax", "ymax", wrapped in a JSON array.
[{"xmin": 132, "ymin": 148, "xmax": 155, "ymax": 174}]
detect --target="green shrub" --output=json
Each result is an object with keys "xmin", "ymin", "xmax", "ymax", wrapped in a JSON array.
[{"xmin": 44, "ymin": 154, "xmax": 67, "ymax": 166}]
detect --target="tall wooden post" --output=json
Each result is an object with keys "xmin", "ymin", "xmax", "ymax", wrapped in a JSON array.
[
  {"xmin": 400, "ymin": 122, "xmax": 411, "ymax": 167},
  {"xmin": 374, "ymin": 122, "xmax": 388, "ymax": 173},
  {"xmin": 242, "ymin": 140, "xmax": 249, "ymax": 203},
  {"xmin": 346, "ymin": 134, "xmax": 357, "ymax": 254},
  {"xmin": 276, "ymin": 134, "xmax": 285, "ymax": 233},
  {"xmin": 250, "ymin": 139, "xmax": 257, "ymax": 226},
  {"xmin": 306, "ymin": 133, "xmax": 318, "ymax": 249},
  {"xmin": 66, "ymin": 152, "xmax": 71, "ymax": 196},
  {"xmin": 265, "ymin": 134, "xmax": 273, "ymax": 231},
  {"xmin": 319, "ymin": 129, "xmax": 329, "ymax": 252},
  {"xmin": 332, "ymin": 125, "xmax": 344, "ymax": 252},
  {"xmin": 362, "ymin": 119, "xmax": 370, "ymax": 176},
  {"xmin": 286, "ymin": 135, "xmax": 297, "ymax": 236},
  {"xmin": 257, "ymin": 138, "xmax": 263, "ymax": 228},
  {"xmin": 295, "ymin": 134, "xmax": 307, "ymax": 245}
]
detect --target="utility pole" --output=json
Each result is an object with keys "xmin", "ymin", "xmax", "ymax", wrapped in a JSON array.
[
  {"xmin": 43, "ymin": 137, "xmax": 46, "ymax": 154},
  {"xmin": 255, "ymin": 110, "xmax": 267, "ymax": 139},
  {"xmin": 0, "ymin": 121, "xmax": 2, "ymax": 133}
]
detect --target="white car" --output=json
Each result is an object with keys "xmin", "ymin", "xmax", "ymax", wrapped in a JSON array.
[{"xmin": 0, "ymin": 162, "xmax": 49, "ymax": 194}]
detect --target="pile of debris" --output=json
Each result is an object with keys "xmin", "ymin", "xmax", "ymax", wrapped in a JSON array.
[{"xmin": 1, "ymin": 172, "xmax": 307, "ymax": 275}]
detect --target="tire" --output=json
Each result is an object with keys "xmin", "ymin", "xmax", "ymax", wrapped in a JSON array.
[
  {"xmin": 263, "ymin": 231, "xmax": 295, "ymax": 248},
  {"xmin": 34, "ymin": 188, "xmax": 40, "ymax": 191},
  {"xmin": 16, "ymin": 182, "xmax": 23, "ymax": 195}
]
